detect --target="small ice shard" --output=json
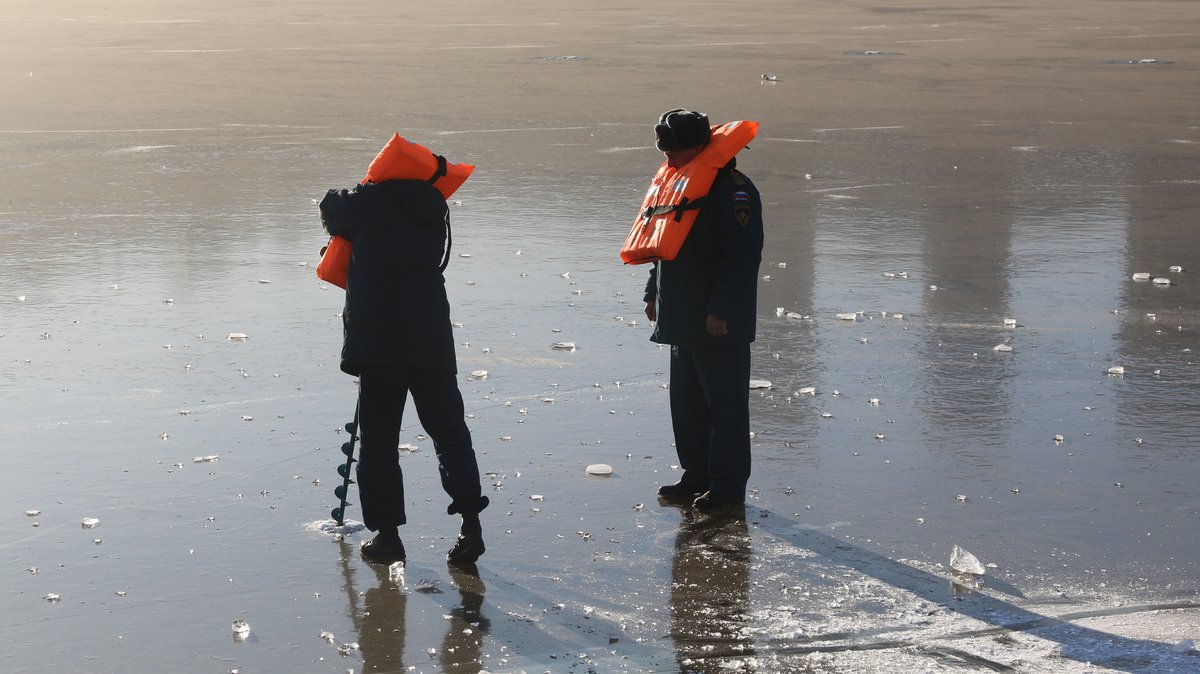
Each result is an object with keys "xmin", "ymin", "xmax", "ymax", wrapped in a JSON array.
[
  {"xmin": 1107, "ymin": 366, "xmax": 1125, "ymax": 375},
  {"xmin": 868, "ymin": 398, "xmax": 880, "ymax": 406},
  {"xmin": 388, "ymin": 562, "xmax": 405, "ymax": 583},
  {"xmin": 950, "ymin": 545, "xmax": 986, "ymax": 575},
  {"xmin": 1132, "ymin": 272, "xmax": 1151, "ymax": 281},
  {"xmin": 835, "ymin": 312, "xmax": 857, "ymax": 321},
  {"xmin": 16, "ymin": 295, "xmax": 26, "ymax": 301},
  {"xmin": 955, "ymin": 494, "xmax": 967, "ymax": 502},
  {"xmin": 748, "ymin": 379, "xmax": 772, "ymax": 389},
  {"xmin": 232, "ymin": 619, "xmax": 251, "ymax": 638},
  {"xmin": 81, "ymin": 517, "xmax": 100, "ymax": 528},
  {"xmin": 785, "ymin": 311, "xmax": 806, "ymax": 320},
  {"xmin": 227, "ymin": 332, "xmax": 248, "ymax": 341},
  {"xmin": 775, "ymin": 307, "xmax": 785, "ymax": 316},
  {"xmin": 585, "ymin": 463, "xmax": 613, "ymax": 476},
  {"xmin": 761, "ymin": 73, "xmax": 777, "ymax": 81},
  {"xmin": 25, "ymin": 510, "xmax": 40, "ymax": 517},
  {"xmin": 320, "ymin": 630, "xmax": 336, "ymax": 643},
  {"xmin": 45, "ymin": 593, "xmax": 61, "ymax": 602},
  {"xmin": 1003, "ymin": 318, "xmax": 1016, "ymax": 327},
  {"xmin": 883, "ymin": 272, "xmax": 896, "ymax": 278},
  {"xmin": 796, "ymin": 386, "xmax": 816, "ymax": 396},
  {"xmin": 1168, "ymin": 265, "xmax": 1183, "ymax": 273},
  {"xmin": 163, "ymin": 298, "xmax": 174, "ymax": 304},
  {"xmin": 993, "ymin": 344, "xmax": 1013, "ymax": 352},
  {"xmin": 337, "ymin": 642, "xmax": 359, "ymax": 655},
  {"xmin": 1152, "ymin": 277, "xmax": 1171, "ymax": 285},
  {"xmin": 530, "ymin": 494, "xmax": 545, "ymax": 501},
  {"xmin": 193, "ymin": 455, "xmax": 220, "ymax": 463},
  {"xmin": 821, "ymin": 412, "xmax": 833, "ymax": 419},
  {"xmin": 470, "ymin": 370, "xmax": 488, "ymax": 379},
  {"xmin": 552, "ymin": 342, "xmax": 576, "ymax": 351},
  {"xmin": 242, "ymin": 415, "xmax": 253, "ymax": 421},
  {"xmin": 1054, "ymin": 434, "xmax": 1064, "ymax": 443}
]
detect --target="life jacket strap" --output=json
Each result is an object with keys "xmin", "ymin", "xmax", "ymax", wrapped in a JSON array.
[
  {"xmin": 641, "ymin": 195, "xmax": 709, "ymax": 222},
  {"xmin": 428, "ymin": 155, "xmax": 449, "ymax": 185}
]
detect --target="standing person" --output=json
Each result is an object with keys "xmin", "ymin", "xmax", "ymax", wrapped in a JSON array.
[
  {"xmin": 320, "ymin": 175, "xmax": 489, "ymax": 565},
  {"xmin": 640, "ymin": 109, "xmax": 764, "ymax": 512}
]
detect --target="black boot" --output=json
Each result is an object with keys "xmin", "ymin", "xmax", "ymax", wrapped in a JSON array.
[
  {"xmin": 448, "ymin": 513, "xmax": 485, "ymax": 565},
  {"xmin": 361, "ymin": 527, "xmax": 406, "ymax": 564},
  {"xmin": 657, "ymin": 478, "xmax": 708, "ymax": 502}
]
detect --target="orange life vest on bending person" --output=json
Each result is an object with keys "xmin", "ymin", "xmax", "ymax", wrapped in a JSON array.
[
  {"xmin": 316, "ymin": 133, "xmax": 475, "ymax": 288},
  {"xmin": 619, "ymin": 120, "xmax": 758, "ymax": 265}
]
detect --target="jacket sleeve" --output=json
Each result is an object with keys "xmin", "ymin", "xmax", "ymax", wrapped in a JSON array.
[
  {"xmin": 319, "ymin": 186, "xmax": 362, "ymax": 238},
  {"xmin": 705, "ymin": 172, "xmax": 763, "ymax": 321},
  {"xmin": 643, "ymin": 263, "xmax": 658, "ymax": 304}
]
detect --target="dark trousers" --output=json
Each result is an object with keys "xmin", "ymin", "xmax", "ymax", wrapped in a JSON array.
[
  {"xmin": 356, "ymin": 365, "xmax": 483, "ymax": 531},
  {"xmin": 669, "ymin": 344, "xmax": 752, "ymax": 497}
]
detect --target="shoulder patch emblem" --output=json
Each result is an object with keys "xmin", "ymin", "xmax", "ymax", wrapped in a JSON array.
[{"xmin": 735, "ymin": 203, "xmax": 751, "ymax": 226}]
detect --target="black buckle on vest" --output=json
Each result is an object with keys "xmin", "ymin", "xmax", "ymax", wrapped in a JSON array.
[{"xmin": 641, "ymin": 195, "xmax": 708, "ymax": 222}]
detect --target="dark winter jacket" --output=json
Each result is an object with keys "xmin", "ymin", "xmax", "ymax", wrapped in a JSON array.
[
  {"xmin": 643, "ymin": 162, "xmax": 763, "ymax": 346},
  {"xmin": 319, "ymin": 179, "xmax": 457, "ymax": 375}
]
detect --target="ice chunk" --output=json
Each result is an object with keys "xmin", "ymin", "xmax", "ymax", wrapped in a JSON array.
[
  {"xmin": 81, "ymin": 517, "xmax": 100, "ymax": 528},
  {"xmin": 227, "ymin": 332, "xmax": 248, "ymax": 341},
  {"xmin": 993, "ymin": 343, "xmax": 1012, "ymax": 352},
  {"xmin": 950, "ymin": 545, "xmax": 986, "ymax": 575},
  {"xmin": 232, "ymin": 619, "xmax": 251, "ymax": 639},
  {"xmin": 1132, "ymin": 272, "xmax": 1150, "ymax": 281},
  {"xmin": 1107, "ymin": 366, "xmax": 1125, "ymax": 375},
  {"xmin": 552, "ymin": 342, "xmax": 576, "ymax": 351},
  {"xmin": 585, "ymin": 463, "xmax": 613, "ymax": 476},
  {"xmin": 388, "ymin": 562, "xmax": 405, "ymax": 584},
  {"xmin": 25, "ymin": 510, "xmax": 40, "ymax": 517},
  {"xmin": 1152, "ymin": 277, "xmax": 1171, "ymax": 285},
  {"xmin": 1003, "ymin": 318, "xmax": 1016, "ymax": 327},
  {"xmin": 835, "ymin": 313, "xmax": 857, "ymax": 321},
  {"xmin": 1168, "ymin": 265, "xmax": 1183, "ymax": 273},
  {"xmin": 748, "ymin": 379, "xmax": 772, "ymax": 389},
  {"xmin": 470, "ymin": 370, "xmax": 488, "ymax": 379},
  {"xmin": 796, "ymin": 386, "xmax": 816, "ymax": 396},
  {"xmin": 193, "ymin": 455, "xmax": 220, "ymax": 463}
]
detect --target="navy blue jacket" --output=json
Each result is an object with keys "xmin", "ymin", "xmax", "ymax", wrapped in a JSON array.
[
  {"xmin": 643, "ymin": 163, "xmax": 763, "ymax": 346},
  {"xmin": 320, "ymin": 180, "xmax": 457, "ymax": 375}
]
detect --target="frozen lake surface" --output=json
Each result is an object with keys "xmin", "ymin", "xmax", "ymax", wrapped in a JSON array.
[{"xmin": 2, "ymin": 1, "xmax": 1199, "ymax": 672}]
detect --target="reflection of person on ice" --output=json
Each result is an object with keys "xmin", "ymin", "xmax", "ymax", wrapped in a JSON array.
[
  {"xmin": 320, "ymin": 176, "xmax": 488, "ymax": 565},
  {"xmin": 641, "ymin": 109, "xmax": 764, "ymax": 512}
]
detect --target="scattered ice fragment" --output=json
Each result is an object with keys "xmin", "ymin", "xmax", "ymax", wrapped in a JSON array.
[
  {"xmin": 950, "ymin": 545, "xmax": 986, "ymax": 575},
  {"xmin": 388, "ymin": 562, "xmax": 405, "ymax": 583},
  {"xmin": 1003, "ymin": 318, "xmax": 1016, "ymax": 327},
  {"xmin": 227, "ymin": 332, "xmax": 248, "ymax": 341},
  {"xmin": 470, "ymin": 370, "xmax": 488, "ymax": 379},
  {"xmin": 835, "ymin": 312, "xmax": 857, "ymax": 321},
  {"xmin": 955, "ymin": 494, "xmax": 967, "ymax": 502},
  {"xmin": 193, "ymin": 455, "xmax": 220, "ymax": 463},
  {"xmin": 796, "ymin": 386, "xmax": 816, "ymax": 396},
  {"xmin": 337, "ymin": 642, "xmax": 359, "ymax": 655},
  {"xmin": 81, "ymin": 517, "xmax": 100, "ymax": 528},
  {"xmin": 748, "ymin": 379, "xmax": 772, "ymax": 389},
  {"xmin": 232, "ymin": 619, "xmax": 251, "ymax": 638},
  {"xmin": 1132, "ymin": 272, "xmax": 1150, "ymax": 281},
  {"xmin": 320, "ymin": 631, "xmax": 336, "ymax": 643},
  {"xmin": 585, "ymin": 463, "xmax": 613, "ymax": 476},
  {"xmin": 993, "ymin": 343, "xmax": 1013, "ymax": 352},
  {"xmin": 115, "ymin": 590, "xmax": 127, "ymax": 597},
  {"xmin": 1168, "ymin": 265, "xmax": 1183, "ymax": 273},
  {"xmin": 1054, "ymin": 434, "xmax": 1064, "ymax": 443},
  {"xmin": 16, "ymin": 295, "xmax": 26, "ymax": 301},
  {"xmin": 821, "ymin": 412, "xmax": 833, "ymax": 419},
  {"xmin": 552, "ymin": 342, "xmax": 576, "ymax": 351},
  {"xmin": 761, "ymin": 73, "xmax": 777, "ymax": 81},
  {"xmin": 868, "ymin": 398, "xmax": 880, "ymax": 406},
  {"xmin": 530, "ymin": 494, "xmax": 545, "ymax": 501},
  {"xmin": 242, "ymin": 415, "xmax": 253, "ymax": 421},
  {"xmin": 785, "ymin": 311, "xmax": 806, "ymax": 320},
  {"xmin": 25, "ymin": 510, "xmax": 40, "ymax": 517},
  {"xmin": 1107, "ymin": 366, "xmax": 1125, "ymax": 375},
  {"xmin": 45, "ymin": 593, "xmax": 61, "ymax": 602},
  {"xmin": 1152, "ymin": 277, "xmax": 1171, "ymax": 285}
]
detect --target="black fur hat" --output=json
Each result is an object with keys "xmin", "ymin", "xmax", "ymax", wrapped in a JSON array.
[{"xmin": 654, "ymin": 109, "xmax": 711, "ymax": 151}]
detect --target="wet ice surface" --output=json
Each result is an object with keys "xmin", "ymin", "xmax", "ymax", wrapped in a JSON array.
[{"xmin": 4, "ymin": 3, "xmax": 1200, "ymax": 673}]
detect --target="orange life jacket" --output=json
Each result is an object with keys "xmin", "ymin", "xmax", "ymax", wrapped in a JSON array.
[
  {"xmin": 620, "ymin": 120, "xmax": 758, "ymax": 265},
  {"xmin": 316, "ymin": 133, "xmax": 475, "ymax": 288}
]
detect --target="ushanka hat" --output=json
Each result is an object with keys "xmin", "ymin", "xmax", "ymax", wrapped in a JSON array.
[{"xmin": 654, "ymin": 109, "xmax": 711, "ymax": 151}]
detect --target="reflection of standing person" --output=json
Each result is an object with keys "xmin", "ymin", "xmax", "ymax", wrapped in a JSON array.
[
  {"xmin": 669, "ymin": 509, "xmax": 754, "ymax": 671},
  {"xmin": 642, "ymin": 109, "xmax": 764, "ymax": 511},
  {"xmin": 358, "ymin": 562, "xmax": 409, "ymax": 673},
  {"xmin": 320, "ymin": 178, "xmax": 489, "ymax": 564},
  {"xmin": 439, "ymin": 567, "xmax": 490, "ymax": 673}
]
